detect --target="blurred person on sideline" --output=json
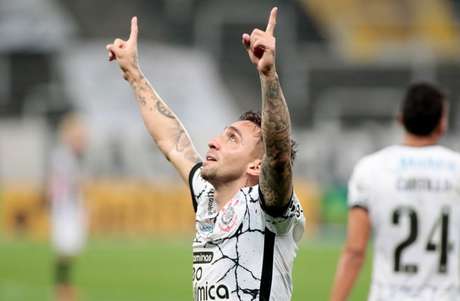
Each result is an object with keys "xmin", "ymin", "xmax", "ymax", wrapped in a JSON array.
[
  {"xmin": 48, "ymin": 113, "xmax": 88, "ymax": 301},
  {"xmin": 106, "ymin": 7, "xmax": 304, "ymax": 301},
  {"xmin": 330, "ymin": 83, "xmax": 460, "ymax": 300}
]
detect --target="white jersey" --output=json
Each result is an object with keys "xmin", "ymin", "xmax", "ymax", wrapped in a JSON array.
[
  {"xmin": 189, "ymin": 163, "xmax": 305, "ymax": 301},
  {"xmin": 349, "ymin": 145, "xmax": 460, "ymax": 301},
  {"xmin": 49, "ymin": 145, "xmax": 87, "ymax": 256}
]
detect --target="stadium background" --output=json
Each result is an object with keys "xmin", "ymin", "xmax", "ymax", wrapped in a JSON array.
[{"xmin": 1, "ymin": 0, "xmax": 460, "ymax": 300}]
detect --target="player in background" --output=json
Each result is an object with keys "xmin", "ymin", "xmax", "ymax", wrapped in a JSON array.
[
  {"xmin": 107, "ymin": 7, "xmax": 304, "ymax": 300},
  {"xmin": 330, "ymin": 83, "xmax": 460, "ymax": 300},
  {"xmin": 48, "ymin": 113, "xmax": 88, "ymax": 301}
]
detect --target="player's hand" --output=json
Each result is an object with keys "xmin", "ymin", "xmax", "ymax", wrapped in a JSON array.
[
  {"xmin": 106, "ymin": 16, "xmax": 140, "ymax": 81},
  {"xmin": 242, "ymin": 7, "xmax": 277, "ymax": 76}
]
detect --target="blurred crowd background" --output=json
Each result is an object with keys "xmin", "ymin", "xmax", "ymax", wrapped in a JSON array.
[{"xmin": 2, "ymin": 0, "xmax": 460, "ymax": 245}]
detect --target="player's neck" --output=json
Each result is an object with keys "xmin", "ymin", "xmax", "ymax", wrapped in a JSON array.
[
  {"xmin": 214, "ymin": 177, "xmax": 248, "ymax": 210},
  {"xmin": 403, "ymin": 133, "xmax": 439, "ymax": 147}
]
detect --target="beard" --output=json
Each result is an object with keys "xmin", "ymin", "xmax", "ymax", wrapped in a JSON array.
[
  {"xmin": 201, "ymin": 164, "xmax": 217, "ymax": 183},
  {"xmin": 201, "ymin": 163, "xmax": 245, "ymax": 188}
]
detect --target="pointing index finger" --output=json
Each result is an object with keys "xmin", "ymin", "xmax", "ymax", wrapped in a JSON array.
[
  {"xmin": 265, "ymin": 7, "xmax": 278, "ymax": 35},
  {"xmin": 128, "ymin": 16, "xmax": 138, "ymax": 42}
]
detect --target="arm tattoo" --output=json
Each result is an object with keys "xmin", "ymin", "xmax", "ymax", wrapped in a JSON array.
[
  {"xmin": 162, "ymin": 123, "xmax": 199, "ymax": 164},
  {"xmin": 259, "ymin": 74, "xmax": 293, "ymax": 211},
  {"xmin": 131, "ymin": 77, "xmax": 200, "ymax": 166},
  {"xmin": 175, "ymin": 128, "xmax": 189, "ymax": 152},
  {"xmin": 174, "ymin": 127, "xmax": 201, "ymax": 163},
  {"xmin": 156, "ymin": 100, "xmax": 200, "ymax": 163},
  {"xmin": 138, "ymin": 95, "xmax": 147, "ymax": 106},
  {"xmin": 132, "ymin": 78, "xmax": 150, "ymax": 106},
  {"xmin": 154, "ymin": 99, "xmax": 199, "ymax": 164},
  {"xmin": 155, "ymin": 100, "xmax": 175, "ymax": 119},
  {"xmin": 155, "ymin": 98, "xmax": 199, "ymax": 163}
]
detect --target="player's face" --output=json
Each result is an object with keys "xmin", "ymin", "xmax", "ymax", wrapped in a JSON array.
[
  {"xmin": 202, "ymin": 120, "xmax": 262, "ymax": 185},
  {"xmin": 68, "ymin": 123, "xmax": 87, "ymax": 156}
]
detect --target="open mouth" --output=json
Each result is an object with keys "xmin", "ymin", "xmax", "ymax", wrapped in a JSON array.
[{"xmin": 205, "ymin": 154, "xmax": 217, "ymax": 162}]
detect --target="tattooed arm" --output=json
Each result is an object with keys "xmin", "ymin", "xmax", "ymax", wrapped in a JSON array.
[
  {"xmin": 259, "ymin": 72, "xmax": 293, "ymax": 213},
  {"xmin": 129, "ymin": 71, "xmax": 201, "ymax": 181},
  {"xmin": 243, "ymin": 8, "xmax": 293, "ymax": 213},
  {"xmin": 106, "ymin": 17, "xmax": 201, "ymax": 181}
]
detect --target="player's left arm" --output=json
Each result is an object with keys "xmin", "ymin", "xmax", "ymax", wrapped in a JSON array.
[
  {"xmin": 242, "ymin": 7, "xmax": 293, "ymax": 215},
  {"xmin": 330, "ymin": 208, "xmax": 371, "ymax": 301}
]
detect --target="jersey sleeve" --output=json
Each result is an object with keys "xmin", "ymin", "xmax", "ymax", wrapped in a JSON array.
[
  {"xmin": 348, "ymin": 158, "xmax": 372, "ymax": 210},
  {"xmin": 188, "ymin": 162, "xmax": 207, "ymax": 212},
  {"xmin": 261, "ymin": 190, "xmax": 305, "ymax": 240}
]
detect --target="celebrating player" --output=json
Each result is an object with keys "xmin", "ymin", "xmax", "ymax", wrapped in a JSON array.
[
  {"xmin": 106, "ymin": 7, "xmax": 304, "ymax": 300},
  {"xmin": 330, "ymin": 83, "xmax": 460, "ymax": 300}
]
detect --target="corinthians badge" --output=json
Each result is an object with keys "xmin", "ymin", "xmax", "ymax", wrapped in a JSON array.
[{"xmin": 219, "ymin": 200, "xmax": 239, "ymax": 232}]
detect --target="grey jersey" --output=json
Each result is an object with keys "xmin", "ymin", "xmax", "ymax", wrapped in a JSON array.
[{"xmin": 189, "ymin": 163, "xmax": 305, "ymax": 301}]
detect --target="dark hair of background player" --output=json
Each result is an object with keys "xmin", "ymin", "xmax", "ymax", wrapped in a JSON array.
[{"xmin": 401, "ymin": 82, "xmax": 446, "ymax": 136}]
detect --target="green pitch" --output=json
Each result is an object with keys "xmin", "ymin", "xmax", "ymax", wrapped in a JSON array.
[{"xmin": 0, "ymin": 237, "xmax": 371, "ymax": 300}]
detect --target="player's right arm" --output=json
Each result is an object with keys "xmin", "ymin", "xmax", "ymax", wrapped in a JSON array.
[
  {"xmin": 330, "ymin": 208, "xmax": 370, "ymax": 301},
  {"xmin": 106, "ymin": 17, "xmax": 201, "ymax": 182},
  {"xmin": 242, "ymin": 8, "xmax": 294, "ymax": 215}
]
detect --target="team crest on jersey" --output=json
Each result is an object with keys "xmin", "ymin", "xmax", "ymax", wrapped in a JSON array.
[
  {"xmin": 221, "ymin": 207, "xmax": 235, "ymax": 225},
  {"xmin": 219, "ymin": 199, "xmax": 239, "ymax": 232}
]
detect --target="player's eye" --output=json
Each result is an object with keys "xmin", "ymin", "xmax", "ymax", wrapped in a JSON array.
[{"xmin": 227, "ymin": 133, "xmax": 238, "ymax": 143}]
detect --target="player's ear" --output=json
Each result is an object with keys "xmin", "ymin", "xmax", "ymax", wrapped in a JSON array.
[
  {"xmin": 247, "ymin": 159, "xmax": 262, "ymax": 177},
  {"xmin": 437, "ymin": 111, "xmax": 448, "ymax": 137}
]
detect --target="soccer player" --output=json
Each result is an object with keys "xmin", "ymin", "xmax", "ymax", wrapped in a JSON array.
[
  {"xmin": 330, "ymin": 83, "xmax": 460, "ymax": 300},
  {"xmin": 48, "ymin": 113, "xmax": 88, "ymax": 301},
  {"xmin": 106, "ymin": 7, "xmax": 304, "ymax": 300}
]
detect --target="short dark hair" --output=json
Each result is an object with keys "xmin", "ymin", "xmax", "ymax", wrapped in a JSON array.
[
  {"xmin": 239, "ymin": 111, "xmax": 297, "ymax": 162},
  {"xmin": 401, "ymin": 82, "xmax": 446, "ymax": 136}
]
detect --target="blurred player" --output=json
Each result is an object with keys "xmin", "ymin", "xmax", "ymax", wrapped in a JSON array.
[
  {"xmin": 107, "ymin": 7, "xmax": 304, "ymax": 300},
  {"xmin": 330, "ymin": 83, "xmax": 460, "ymax": 300},
  {"xmin": 48, "ymin": 113, "xmax": 88, "ymax": 301}
]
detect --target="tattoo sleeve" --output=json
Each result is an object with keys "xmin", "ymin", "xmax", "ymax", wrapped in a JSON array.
[
  {"xmin": 129, "ymin": 73, "xmax": 201, "ymax": 179},
  {"xmin": 259, "ymin": 72, "xmax": 293, "ymax": 213}
]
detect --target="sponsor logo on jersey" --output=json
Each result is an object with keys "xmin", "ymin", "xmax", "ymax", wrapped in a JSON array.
[
  {"xmin": 193, "ymin": 251, "xmax": 214, "ymax": 264},
  {"xmin": 199, "ymin": 221, "xmax": 214, "ymax": 234},
  {"xmin": 399, "ymin": 157, "xmax": 457, "ymax": 171},
  {"xmin": 194, "ymin": 282, "xmax": 229, "ymax": 300},
  {"xmin": 207, "ymin": 190, "xmax": 217, "ymax": 215}
]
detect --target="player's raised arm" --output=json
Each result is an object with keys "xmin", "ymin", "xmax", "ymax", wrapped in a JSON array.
[
  {"xmin": 106, "ymin": 17, "xmax": 201, "ymax": 181},
  {"xmin": 242, "ymin": 7, "xmax": 293, "ymax": 214}
]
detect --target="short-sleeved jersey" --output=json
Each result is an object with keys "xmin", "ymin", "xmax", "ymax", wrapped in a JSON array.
[
  {"xmin": 349, "ymin": 145, "xmax": 460, "ymax": 300},
  {"xmin": 189, "ymin": 163, "xmax": 305, "ymax": 301}
]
